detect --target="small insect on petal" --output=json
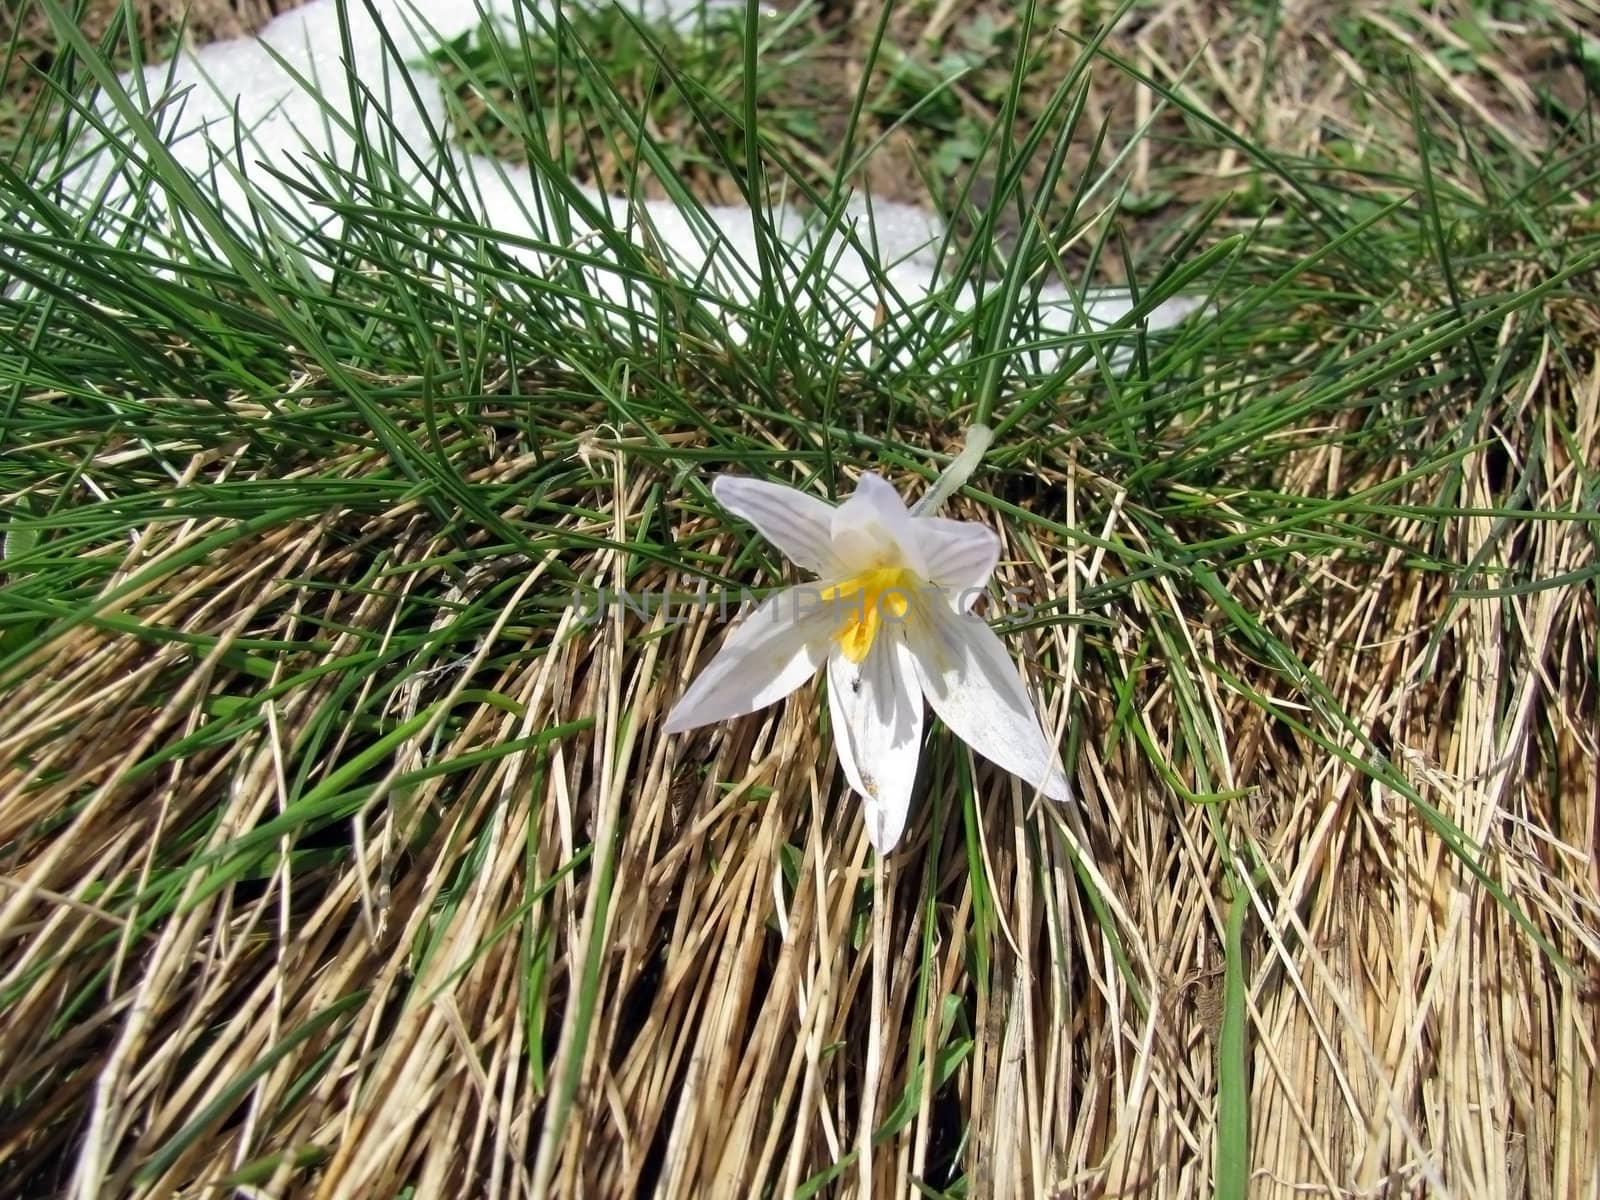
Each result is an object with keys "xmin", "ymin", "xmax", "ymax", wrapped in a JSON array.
[{"xmin": 827, "ymin": 639, "xmax": 923, "ymax": 854}]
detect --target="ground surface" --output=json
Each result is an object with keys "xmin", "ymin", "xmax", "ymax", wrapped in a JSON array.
[{"xmin": 1, "ymin": 0, "xmax": 1598, "ymax": 1198}]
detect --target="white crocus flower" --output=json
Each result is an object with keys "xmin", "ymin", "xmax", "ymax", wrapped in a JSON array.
[{"xmin": 664, "ymin": 451, "xmax": 1070, "ymax": 853}]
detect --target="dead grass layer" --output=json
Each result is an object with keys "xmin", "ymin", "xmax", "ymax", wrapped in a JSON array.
[
  {"xmin": 2, "ymin": 321, "xmax": 1598, "ymax": 1199},
  {"xmin": 447, "ymin": 0, "xmax": 1597, "ymax": 271},
  {"xmin": 2, "ymin": 1, "xmax": 1599, "ymax": 1199}
]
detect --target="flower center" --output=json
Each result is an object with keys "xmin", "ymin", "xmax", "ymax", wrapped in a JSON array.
[{"xmin": 819, "ymin": 566, "xmax": 918, "ymax": 664}]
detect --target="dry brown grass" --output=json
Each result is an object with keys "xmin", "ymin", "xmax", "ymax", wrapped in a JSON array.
[
  {"xmin": 2, "ymin": 372, "xmax": 1597, "ymax": 1197},
  {"xmin": 1, "ymin": 1, "xmax": 1599, "ymax": 1198},
  {"xmin": 440, "ymin": 0, "xmax": 1596, "ymax": 270}
]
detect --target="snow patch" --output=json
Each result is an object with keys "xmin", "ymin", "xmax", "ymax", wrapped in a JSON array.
[{"xmin": 48, "ymin": 0, "xmax": 1201, "ymax": 366}]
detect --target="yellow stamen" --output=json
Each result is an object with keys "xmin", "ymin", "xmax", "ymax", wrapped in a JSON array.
[{"xmin": 820, "ymin": 566, "xmax": 916, "ymax": 663}]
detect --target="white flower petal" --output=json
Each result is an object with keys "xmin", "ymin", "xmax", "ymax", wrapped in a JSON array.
[
  {"xmin": 826, "ymin": 634, "xmax": 924, "ymax": 853},
  {"xmin": 664, "ymin": 588, "xmax": 833, "ymax": 732},
  {"xmin": 712, "ymin": 475, "xmax": 841, "ymax": 576},
  {"xmin": 909, "ymin": 603, "xmax": 1071, "ymax": 801},
  {"xmin": 830, "ymin": 472, "xmax": 925, "ymax": 577},
  {"xmin": 910, "ymin": 517, "xmax": 999, "ymax": 606}
]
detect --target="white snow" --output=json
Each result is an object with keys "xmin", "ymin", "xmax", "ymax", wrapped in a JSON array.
[{"xmin": 53, "ymin": 0, "xmax": 1200, "ymax": 368}]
